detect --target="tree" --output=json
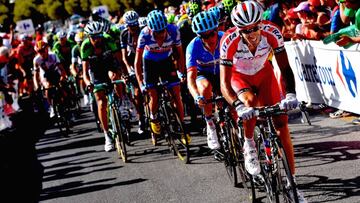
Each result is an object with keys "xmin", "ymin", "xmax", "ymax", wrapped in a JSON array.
[
  {"xmin": 38, "ymin": 0, "xmax": 69, "ymax": 20},
  {"xmin": 0, "ymin": 0, "xmax": 9, "ymax": 25},
  {"xmin": 13, "ymin": 0, "xmax": 36, "ymax": 22}
]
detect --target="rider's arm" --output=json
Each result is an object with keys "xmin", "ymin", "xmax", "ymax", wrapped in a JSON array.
[
  {"xmin": 175, "ymin": 45, "xmax": 185, "ymax": 74},
  {"xmin": 121, "ymin": 48, "xmax": 132, "ymax": 74},
  {"xmin": 120, "ymin": 30, "xmax": 133, "ymax": 74},
  {"xmin": 220, "ymin": 64, "xmax": 238, "ymax": 105},
  {"xmin": 187, "ymin": 67, "xmax": 199, "ymax": 98},
  {"xmin": 134, "ymin": 48, "xmax": 144, "ymax": 87},
  {"xmin": 57, "ymin": 63, "xmax": 67, "ymax": 80},
  {"xmin": 70, "ymin": 46, "xmax": 78, "ymax": 77},
  {"xmin": 82, "ymin": 60, "xmax": 91, "ymax": 87},
  {"xmin": 274, "ymin": 49, "xmax": 296, "ymax": 94},
  {"xmin": 33, "ymin": 62, "xmax": 40, "ymax": 90},
  {"xmin": 219, "ymin": 31, "xmax": 242, "ymax": 107}
]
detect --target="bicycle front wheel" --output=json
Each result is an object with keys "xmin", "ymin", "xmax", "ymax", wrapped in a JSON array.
[
  {"xmin": 274, "ymin": 140, "xmax": 299, "ymax": 203},
  {"xmin": 111, "ymin": 107, "xmax": 127, "ymax": 163},
  {"xmin": 233, "ymin": 124, "xmax": 256, "ymax": 202},
  {"xmin": 165, "ymin": 103, "xmax": 190, "ymax": 164}
]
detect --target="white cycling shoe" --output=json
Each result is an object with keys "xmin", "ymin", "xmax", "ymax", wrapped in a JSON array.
[
  {"xmin": 104, "ymin": 134, "xmax": 114, "ymax": 152},
  {"xmin": 243, "ymin": 141, "xmax": 261, "ymax": 176},
  {"xmin": 207, "ymin": 125, "xmax": 220, "ymax": 150}
]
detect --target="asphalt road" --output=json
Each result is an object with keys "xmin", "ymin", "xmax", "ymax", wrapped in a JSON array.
[{"xmin": 36, "ymin": 109, "xmax": 360, "ymax": 203}]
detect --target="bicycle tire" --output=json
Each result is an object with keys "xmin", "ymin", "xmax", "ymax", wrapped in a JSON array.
[
  {"xmin": 233, "ymin": 124, "xmax": 256, "ymax": 202},
  {"xmin": 274, "ymin": 140, "xmax": 299, "ymax": 203},
  {"xmin": 111, "ymin": 106, "xmax": 128, "ymax": 163},
  {"xmin": 164, "ymin": 102, "xmax": 190, "ymax": 164},
  {"xmin": 221, "ymin": 123, "xmax": 237, "ymax": 186}
]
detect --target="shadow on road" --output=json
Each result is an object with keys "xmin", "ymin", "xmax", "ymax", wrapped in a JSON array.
[
  {"xmin": 40, "ymin": 178, "xmax": 147, "ymax": 201},
  {"xmin": 295, "ymin": 141, "xmax": 360, "ymax": 167},
  {"xmin": 297, "ymin": 175, "xmax": 359, "ymax": 203}
]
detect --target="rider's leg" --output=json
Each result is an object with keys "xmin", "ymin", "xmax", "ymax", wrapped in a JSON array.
[
  {"xmin": 94, "ymin": 91, "xmax": 109, "ymax": 132},
  {"xmin": 170, "ymin": 85, "xmax": 184, "ymax": 121},
  {"xmin": 273, "ymin": 115, "xmax": 295, "ymax": 175},
  {"xmin": 148, "ymin": 88, "xmax": 159, "ymax": 119},
  {"xmin": 197, "ymin": 78, "xmax": 219, "ymax": 149}
]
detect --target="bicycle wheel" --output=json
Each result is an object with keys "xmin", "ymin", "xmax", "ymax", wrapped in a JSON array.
[
  {"xmin": 274, "ymin": 140, "xmax": 299, "ymax": 203},
  {"xmin": 256, "ymin": 132, "xmax": 277, "ymax": 203},
  {"xmin": 233, "ymin": 124, "xmax": 256, "ymax": 202},
  {"xmin": 111, "ymin": 106, "xmax": 127, "ymax": 163},
  {"xmin": 164, "ymin": 103, "xmax": 190, "ymax": 164},
  {"xmin": 220, "ymin": 123, "xmax": 237, "ymax": 187}
]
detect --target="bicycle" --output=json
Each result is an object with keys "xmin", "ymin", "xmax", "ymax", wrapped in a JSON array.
[
  {"xmin": 248, "ymin": 104, "xmax": 300, "ymax": 203},
  {"xmin": 208, "ymin": 96, "xmax": 256, "ymax": 202},
  {"xmin": 144, "ymin": 81, "xmax": 190, "ymax": 164},
  {"xmin": 94, "ymin": 80, "xmax": 129, "ymax": 163},
  {"xmin": 45, "ymin": 85, "xmax": 72, "ymax": 136}
]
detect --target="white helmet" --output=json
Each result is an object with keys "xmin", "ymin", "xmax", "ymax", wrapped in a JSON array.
[
  {"xmin": 84, "ymin": 21, "xmax": 103, "ymax": 35},
  {"xmin": 231, "ymin": 1, "xmax": 263, "ymax": 29},
  {"xmin": 124, "ymin": 10, "xmax": 139, "ymax": 26}
]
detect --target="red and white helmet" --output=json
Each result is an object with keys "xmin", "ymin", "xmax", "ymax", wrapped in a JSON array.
[
  {"xmin": 231, "ymin": 1, "xmax": 263, "ymax": 29},
  {"xmin": 34, "ymin": 40, "xmax": 48, "ymax": 52}
]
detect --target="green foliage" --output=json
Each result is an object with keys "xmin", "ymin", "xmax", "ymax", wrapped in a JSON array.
[
  {"xmin": 0, "ymin": 0, "xmax": 9, "ymax": 24},
  {"xmin": 38, "ymin": 0, "xmax": 68, "ymax": 20},
  {"xmin": 100, "ymin": 0, "xmax": 121, "ymax": 12},
  {"xmin": 13, "ymin": 0, "xmax": 36, "ymax": 21}
]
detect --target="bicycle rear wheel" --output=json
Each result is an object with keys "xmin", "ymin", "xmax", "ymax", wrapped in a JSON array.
[
  {"xmin": 164, "ymin": 103, "xmax": 190, "ymax": 164},
  {"xmin": 111, "ymin": 107, "xmax": 127, "ymax": 163},
  {"xmin": 274, "ymin": 140, "xmax": 299, "ymax": 203}
]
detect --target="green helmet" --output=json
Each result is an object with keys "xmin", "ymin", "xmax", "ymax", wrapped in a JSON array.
[
  {"xmin": 188, "ymin": 0, "xmax": 202, "ymax": 17},
  {"xmin": 222, "ymin": 0, "xmax": 236, "ymax": 15}
]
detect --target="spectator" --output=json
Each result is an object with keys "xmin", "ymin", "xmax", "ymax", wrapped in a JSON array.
[
  {"xmin": 282, "ymin": 8, "xmax": 302, "ymax": 40},
  {"xmin": 330, "ymin": 0, "xmax": 348, "ymax": 33},
  {"xmin": 294, "ymin": 1, "xmax": 327, "ymax": 40}
]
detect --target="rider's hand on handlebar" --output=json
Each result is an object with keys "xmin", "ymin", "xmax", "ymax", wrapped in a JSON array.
[
  {"xmin": 280, "ymin": 93, "xmax": 298, "ymax": 110},
  {"xmin": 236, "ymin": 104, "xmax": 256, "ymax": 120}
]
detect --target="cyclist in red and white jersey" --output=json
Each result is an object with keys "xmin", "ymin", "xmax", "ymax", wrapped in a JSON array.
[{"xmin": 220, "ymin": 2, "xmax": 306, "ymax": 202}]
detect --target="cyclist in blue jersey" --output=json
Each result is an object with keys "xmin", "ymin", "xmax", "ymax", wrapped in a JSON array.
[
  {"xmin": 186, "ymin": 11, "xmax": 223, "ymax": 150},
  {"xmin": 134, "ymin": 10, "xmax": 188, "ymax": 141}
]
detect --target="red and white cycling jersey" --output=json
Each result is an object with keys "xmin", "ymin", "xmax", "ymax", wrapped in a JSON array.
[{"xmin": 220, "ymin": 21, "xmax": 285, "ymax": 75}]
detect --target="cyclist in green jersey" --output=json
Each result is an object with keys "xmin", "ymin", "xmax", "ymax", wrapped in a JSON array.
[
  {"xmin": 52, "ymin": 31, "xmax": 76, "ymax": 75},
  {"xmin": 81, "ymin": 21, "xmax": 126, "ymax": 152}
]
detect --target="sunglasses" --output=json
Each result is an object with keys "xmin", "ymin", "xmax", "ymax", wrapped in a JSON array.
[
  {"xmin": 90, "ymin": 33, "xmax": 103, "ymax": 39},
  {"xmin": 199, "ymin": 31, "xmax": 217, "ymax": 39},
  {"xmin": 241, "ymin": 26, "xmax": 260, "ymax": 34}
]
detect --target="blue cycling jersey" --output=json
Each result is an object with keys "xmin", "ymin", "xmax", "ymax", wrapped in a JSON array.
[
  {"xmin": 186, "ymin": 31, "xmax": 224, "ymax": 75},
  {"xmin": 137, "ymin": 24, "xmax": 181, "ymax": 62}
]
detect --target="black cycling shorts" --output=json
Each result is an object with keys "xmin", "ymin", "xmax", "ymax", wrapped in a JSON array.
[
  {"xmin": 143, "ymin": 58, "xmax": 180, "ymax": 88},
  {"xmin": 196, "ymin": 70, "xmax": 220, "ymax": 94}
]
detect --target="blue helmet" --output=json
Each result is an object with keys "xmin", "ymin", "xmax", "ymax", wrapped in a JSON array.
[
  {"xmin": 208, "ymin": 6, "xmax": 221, "ymax": 22},
  {"xmin": 147, "ymin": 10, "xmax": 167, "ymax": 32},
  {"xmin": 192, "ymin": 11, "xmax": 218, "ymax": 34}
]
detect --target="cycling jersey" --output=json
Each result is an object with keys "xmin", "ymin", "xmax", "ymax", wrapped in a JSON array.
[
  {"xmin": 220, "ymin": 21, "xmax": 285, "ymax": 76},
  {"xmin": 52, "ymin": 40, "xmax": 76, "ymax": 63},
  {"xmin": 33, "ymin": 52, "xmax": 61, "ymax": 85},
  {"xmin": 17, "ymin": 44, "xmax": 36, "ymax": 79},
  {"xmin": 120, "ymin": 28, "xmax": 140, "ymax": 57},
  {"xmin": 71, "ymin": 44, "xmax": 82, "ymax": 70},
  {"xmin": 186, "ymin": 31, "xmax": 224, "ymax": 76},
  {"xmin": 80, "ymin": 37, "xmax": 119, "ymax": 84},
  {"xmin": 137, "ymin": 24, "xmax": 181, "ymax": 62}
]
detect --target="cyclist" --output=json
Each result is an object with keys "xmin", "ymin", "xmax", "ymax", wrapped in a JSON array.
[
  {"xmin": 220, "ymin": 2, "xmax": 306, "ymax": 202},
  {"xmin": 134, "ymin": 10, "xmax": 189, "ymax": 142},
  {"xmin": 71, "ymin": 31, "xmax": 88, "ymax": 105},
  {"xmin": 16, "ymin": 34, "xmax": 36, "ymax": 95},
  {"xmin": 33, "ymin": 41, "xmax": 67, "ymax": 117},
  {"xmin": 120, "ymin": 10, "xmax": 146, "ymax": 133},
  {"xmin": 186, "ymin": 11, "xmax": 223, "ymax": 150},
  {"xmin": 81, "ymin": 21, "xmax": 125, "ymax": 152},
  {"xmin": 52, "ymin": 31, "xmax": 76, "ymax": 75}
]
